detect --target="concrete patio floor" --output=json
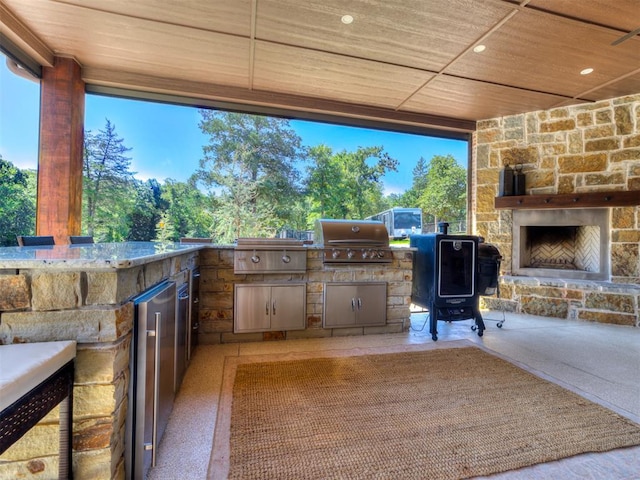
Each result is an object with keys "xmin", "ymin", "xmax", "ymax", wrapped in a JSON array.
[{"xmin": 148, "ymin": 311, "xmax": 640, "ymax": 479}]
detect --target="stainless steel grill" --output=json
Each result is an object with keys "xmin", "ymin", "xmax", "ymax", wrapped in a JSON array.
[
  {"xmin": 234, "ymin": 238, "xmax": 307, "ymax": 273},
  {"xmin": 314, "ymin": 219, "xmax": 392, "ymax": 264}
]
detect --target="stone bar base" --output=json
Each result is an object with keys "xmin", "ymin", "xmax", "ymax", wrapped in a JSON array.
[
  {"xmin": 480, "ymin": 276, "xmax": 640, "ymax": 327},
  {"xmin": 0, "ymin": 246, "xmax": 199, "ymax": 480}
]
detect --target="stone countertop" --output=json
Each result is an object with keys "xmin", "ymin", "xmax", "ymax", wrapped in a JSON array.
[
  {"xmin": 0, "ymin": 241, "xmax": 414, "ymax": 270},
  {"xmin": 0, "ymin": 241, "xmax": 205, "ymax": 270}
]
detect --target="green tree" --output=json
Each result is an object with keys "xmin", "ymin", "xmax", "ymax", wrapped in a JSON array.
[
  {"xmin": 305, "ymin": 145, "xmax": 397, "ymax": 220},
  {"xmin": 161, "ymin": 179, "xmax": 213, "ymax": 240},
  {"xmin": 194, "ymin": 110, "xmax": 303, "ymax": 242},
  {"xmin": 154, "ymin": 211, "xmax": 177, "ymax": 243},
  {"xmin": 339, "ymin": 146, "xmax": 397, "ymax": 219},
  {"xmin": 417, "ymin": 154, "xmax": 467, "ymax": 226},
  {"xmin": 384, "ymin": 193, "xmax": 404, "ymax": 208},
  {"xmin": 305, "ymin": 145, "xmax": 344, "ymax": 221},
  {"xmin": 398, "ymin": 157, "xmax": 428, "ymax": 208},
  {"xmin": 0, "ymin": 156, "xmax": 37, "ymax": 246},
  {"xmin": 127, "ymin": 179, "xmax": 165, "ymax": 241},
  {"xmin": 83, "ymin": 119, "xmax": 136, "ymax": 241}
]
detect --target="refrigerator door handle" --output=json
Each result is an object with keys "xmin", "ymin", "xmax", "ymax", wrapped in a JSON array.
[{"xmin": 152, "ymin": 311, "xmax": 161, "ymax": 467}]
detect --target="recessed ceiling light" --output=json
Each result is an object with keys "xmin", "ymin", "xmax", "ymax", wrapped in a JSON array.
[
  {"xmin": 580, "ymin": 68, "xmax": 594, "ymax": 75},
  {"xmin": 341, "ymin": 14, "xmax": 354, "ymax": 25},
  {"xmin": 473, "ymin": 44, "xmax": 486, "ymax": 53}
]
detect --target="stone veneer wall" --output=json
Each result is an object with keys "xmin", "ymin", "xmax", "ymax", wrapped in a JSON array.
[
  {"xmin": 198, "ymin": 246, "xmax": 413, "ymax": 343},
  {"xmin": 472, "ymin": 93, "xmax": 640, "ymax": 326},
  {"xmin": 0, "ymin": 252, "xmax": 198, "ymax": 480}
]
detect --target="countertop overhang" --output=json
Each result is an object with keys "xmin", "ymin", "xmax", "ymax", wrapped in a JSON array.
[
  {"xmin": 0, "ymin": 241, "xmax": 205, "ymax": 270},
  {"xmin": 0, "ymin": 242, "xmax": 412, "ymax": 270}
]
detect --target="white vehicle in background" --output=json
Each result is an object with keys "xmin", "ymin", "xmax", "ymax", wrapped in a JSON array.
[{"xmin": 366, "ymin": 207, "xmax": 423, "ymax": 240}]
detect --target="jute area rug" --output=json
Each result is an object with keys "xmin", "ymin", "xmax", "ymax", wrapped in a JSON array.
[{"xmin": 212, "ymin": 346, "xmax": 640, "ymax": 479}]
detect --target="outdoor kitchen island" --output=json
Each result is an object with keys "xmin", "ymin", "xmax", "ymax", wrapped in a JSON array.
[
  {"xmin": 0, "ymin": 238, "xmax": 413, "ymax": 479},
  {"xmin": 0, "ymin": 242, "xmax": 201, "ymax": 479},
  {"xmin": 198, "ymin": 223, "xmax": 414, "ymax": 344}
]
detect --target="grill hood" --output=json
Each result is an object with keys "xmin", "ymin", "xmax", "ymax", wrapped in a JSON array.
[
  {"xmin": 314, "ymin": 219, "xmax": 390, "ymax": 247},
  {"xmin": 314, "ymin": 219, "xmax": 392, "ymax": 263}
]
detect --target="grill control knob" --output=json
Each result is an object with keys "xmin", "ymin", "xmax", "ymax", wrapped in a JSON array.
[
  {"xmin": 362, "ymin": 249, "xmax": 368, "ymax": 259},
  {"xmin": 331, "ymin": 249, "xmax": 341, "ymax": 259},
  {"xmin": 347, "ymin": 249, "xmax": 355, "ymax": 259},
  {"xmin": 377, "ymin": 250, "xmax": 385, "ymax": 258}
]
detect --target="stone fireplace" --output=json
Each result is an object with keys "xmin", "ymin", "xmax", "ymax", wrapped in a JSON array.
[
  {"xmin": 513, "ymin": 208, "xmax": 610, "ymax": 281},
  {"xmin": 472, "ymin": 93, "xmax": 640, "ymax": 326}
]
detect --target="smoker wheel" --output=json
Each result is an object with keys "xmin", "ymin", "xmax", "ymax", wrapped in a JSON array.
[{"xmin": 471, "ymin": 324, "xmax": 485, "ymax": 336}]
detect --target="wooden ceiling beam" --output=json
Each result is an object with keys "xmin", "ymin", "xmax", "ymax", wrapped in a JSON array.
[
  {"xmin": 83, "ymin": 67, "xmax": 476, "ymax": 136},
  {"xmin": 0, "ymin": 2, "xmax": 54, "ymax": 67}
]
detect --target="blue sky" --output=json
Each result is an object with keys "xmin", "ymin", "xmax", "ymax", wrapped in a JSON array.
[{"xmin": 0, "ymin": 56, "xmax": 468, "ymax": 195}]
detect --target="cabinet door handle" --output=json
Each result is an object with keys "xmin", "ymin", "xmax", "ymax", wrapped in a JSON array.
[
  {"xmin": 351, "ymin": 298, "xmax": 356, "ymax": 311},
  {"xmin": 272, "ymin": 300, "xmax": 276, "ymax": 315},
  {"xmin": 357, "ymin": 298, "xmax": 362, "ymax": 310},
  {"xmin": 266, "ymin": 301, "xmax": 270, "ymax": 315}
]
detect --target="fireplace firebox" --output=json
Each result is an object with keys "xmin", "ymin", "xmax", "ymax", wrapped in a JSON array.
[{"xmin": 512, "ymin": 208, "xmax": 610, "ymax": 281}]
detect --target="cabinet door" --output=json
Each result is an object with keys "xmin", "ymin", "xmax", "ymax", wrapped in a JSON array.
[
  {"xmin": 234, "ymin": 285, "xmax": 271, "ymax": 332},
  {"xmin": 270, "ymin": 285, "xmax": 306, "ymax": 331},
  {"xmin": 355, "ymin": 283, "xmax": 386, "ymax": 326},
  {"xmin": 323, "ymin": 284, "xmax": 358, "ymax": 327}
]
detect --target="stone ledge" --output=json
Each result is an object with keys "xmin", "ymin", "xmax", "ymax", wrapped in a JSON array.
[
  {"xmin": 501, "ymin": 275, "xmax": 640, "ymax": 294},
  {"xmin": 499, "ymin": 275, "xmax": 639, "ymax": 325}
]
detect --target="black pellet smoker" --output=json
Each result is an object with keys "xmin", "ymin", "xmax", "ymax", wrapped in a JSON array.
[{"xmin": 410, "ymin": 222, "xmax": 501, "ymax": 341}]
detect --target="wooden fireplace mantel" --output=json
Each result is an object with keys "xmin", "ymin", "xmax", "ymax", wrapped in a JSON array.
[{"xmin": 494, "ymin": 190, "xmax": 640, "ymax": 210}]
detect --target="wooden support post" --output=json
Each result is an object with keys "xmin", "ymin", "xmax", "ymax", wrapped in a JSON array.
[{"xmin": 37, "ymin": 56, "xmax": 85, "ymax": 244}]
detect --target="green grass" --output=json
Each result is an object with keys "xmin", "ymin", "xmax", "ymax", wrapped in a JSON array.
[{"xmin": 390, "ymin": 238, "xmax": 410, "ymax": 246}]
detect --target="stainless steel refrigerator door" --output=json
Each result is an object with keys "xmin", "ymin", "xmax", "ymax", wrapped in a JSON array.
[
  {"xmin": 175, "ymin": 283, "xmax": 189, "ymax": 392},
  {"xmin": 154, "ymin": 285, "xmax": 176, "ymax": 455},
  {"xmin": 127, "ymin": 280, "xmax": 176, "ymax": 480}
]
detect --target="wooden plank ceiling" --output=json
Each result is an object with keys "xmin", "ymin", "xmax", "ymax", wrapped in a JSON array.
[{"xmin": 1, "ymin": 0, "xmax": 639, "ymax": 134}]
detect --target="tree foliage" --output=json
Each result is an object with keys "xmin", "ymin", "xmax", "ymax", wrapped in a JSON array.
[
  {"xmin": 83, "ymin": 120, "xmax": 136, "ymax": 240},
  {"xmin": 305, "ymin": 145, "xmax": 398, "ymax": 221},
  {"xmin": 1, "ymin": 114, "xmax": 468, "ymax": 245},
  {"xmin": 416, "ymin": 154, "xmax": 467, "ymax": 225},
  {"xmin": 126, "ymin": 179, "xmax": 165, "ymax": 241},
  {"xmin": 194, "ymin": 110, "xmax": 304, "ymax": 242},
  {"xmin": 0, "ymin": 155, "xmax": 37, "ymax": 246},
  {"xmin": 305, "ymin": 145, "xmax": 344, "ymax": 220},
  {"xmin": 160, "ymin": 179, "xmax": 213, "ymax": 240}
]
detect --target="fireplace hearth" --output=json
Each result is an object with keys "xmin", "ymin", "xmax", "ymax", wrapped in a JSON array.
[{"xmin": 513, "ymin": 208, "xmax": 610, "ymax": 281}]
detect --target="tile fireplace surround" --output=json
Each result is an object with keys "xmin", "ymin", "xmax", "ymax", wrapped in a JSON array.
[{"xmin": 472, "ymin": 94, "xmax": 640, "ymax": 327}]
